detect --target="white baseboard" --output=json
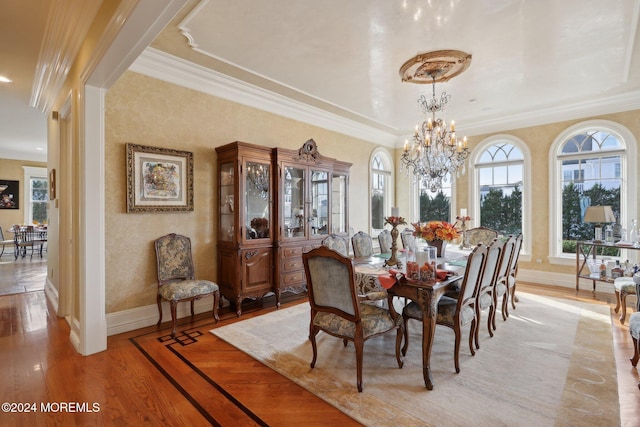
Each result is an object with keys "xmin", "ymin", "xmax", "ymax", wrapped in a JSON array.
[
  {"xmin": 44, "ymin": 278, "xmax": 59, "ymax": 313},
  {"xmin": 517, "ymin": 268, "xmax": 615, "ymax": 294},
  {"xmin": 107, "ymin": 297, "xmax": 222, "ymax": 336}
]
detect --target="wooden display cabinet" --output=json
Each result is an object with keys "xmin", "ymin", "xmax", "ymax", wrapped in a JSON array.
[
  {"xmin": 216, "ymin": 141, "xmax": 276, "ymax": 316},
  {"xmin": 274, "ymin": 139, "xmax": 351, "ymax": 294}
]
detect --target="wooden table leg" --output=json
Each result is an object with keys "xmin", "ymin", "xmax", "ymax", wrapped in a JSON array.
[{"xmin": 418, "ymin": 287, "xmax": 438, "ymax": 390}]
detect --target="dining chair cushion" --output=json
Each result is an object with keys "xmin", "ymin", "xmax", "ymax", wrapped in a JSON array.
[
  {"xmin": 614, "ymin": 277, "xmax": 636, "ymax": 293},
  {"xmin": 404, "ymin": 297, "xmax": 475, "ymax": 328},
  {"xmin": 158, "ymin": 279, "xmax": 219, "ymax": 301},
  {"xmin": 479, "ymin": 292, "xmax": 493, "ymax": 309},
  {"xmin": 313, "ymin": 303, "xmax": 401, "ymax": 339},
  {"xmin": 630, "ymin": 312, "xmax": 640, "ymax": 340}
]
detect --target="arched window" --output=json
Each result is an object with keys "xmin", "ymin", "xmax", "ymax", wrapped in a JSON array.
[
  {"xmin": 550, "ymin": 120, "xmax": 637, "ymax": 260},
  {"xmin": 370, "ymin": 149, "xmax": 393, "ymax": 235},
  {"xmin": 417, "ymin": 176, "xmax": 453, "ymax": 223},
  {"xmin": 470, "ymin": 135, "xmax": 531, "ymax": 256}
]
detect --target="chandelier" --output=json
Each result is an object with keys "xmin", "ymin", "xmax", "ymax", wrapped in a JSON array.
[
  {"xmin": 246, "ymin": 163, "xmax": 270, "ymax": 199},
  {"xmin": 399, "ymin": 50, "xmax": 472, "ymax": 193}
]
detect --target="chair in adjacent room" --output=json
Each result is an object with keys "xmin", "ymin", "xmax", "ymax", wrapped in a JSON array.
[
  {"xmin": 154, "ymin": 233, "xmax": 220, "ymax": 337},
  {"xmin": 0, "ymin": 226, "xmax": 15, "ymax": 258},
  {"xmin": 14, "ymin": 226, "xmax": 45, "ymax": 260},
  {"xmin": 464, "ymin": 226, "xmax": 498, "ymax": 246},
  {"xmin": 321, "ymin": 233, "xmax": 349, "ymax": 257},
  {"xmin": 378, "ymin": 229, "xmax": 392, "ymax": 254},
  {"xmin": 352, "ymin": 231, "xmax": 374, "ymax": 258},
  {"xmin": 402, "ymin": 243, "xmax": 488, "ymax": 373},
  {"xmin": 302, "ymin": 245, "xmax": 404, "ymax": 392}
]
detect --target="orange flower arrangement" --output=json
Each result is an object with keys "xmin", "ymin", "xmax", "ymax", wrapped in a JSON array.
[{"xmin": 412, "ymin": 221, "xmax": 461, "ymax": 242}]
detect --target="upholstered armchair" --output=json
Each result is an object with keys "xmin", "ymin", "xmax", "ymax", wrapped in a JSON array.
[
  {"xmin": 614, "ymin": 276, "xmax": 637, "ymax": 324},
  {"xmin": 464, "ymin": 227, "xmax": 498, "ymax": 246},
  {"xmin": 402, "ymin": 243, "xmax": 488, "ymax": 374},
  {"xmin": 378, "ymin": 229, "xmax": 392, "ymax": 254},
  {"xmin": 154, "ymin": 233, "xmax": 220, "ymax": 337},
  {"xmin": 630, "ymin": 274, "xmax": 640, "ymax": 375},
  {"xmin": 321, "ymin": 233, "xmax": 349, "ymax": 257},
  {"xmin": 352, "ymin": 231, "xmax": 374, "ymax": 258},
  {"xmin": 302, "ymin": 245, "xmax": 404, "ymax": 392}
]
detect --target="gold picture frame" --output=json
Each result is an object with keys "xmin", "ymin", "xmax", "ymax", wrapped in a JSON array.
[{"xmin": 126, "ymin": 143, "xmax": 194, "ymax": 213}]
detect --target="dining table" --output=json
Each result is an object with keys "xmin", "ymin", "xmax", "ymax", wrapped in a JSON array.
[{"xmin": 353, "ymin": 248, "xmax": 468, "ymax": 390}]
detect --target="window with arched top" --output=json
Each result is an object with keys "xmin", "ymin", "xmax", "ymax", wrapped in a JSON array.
[
  {"xmin": 470, "ymin": 135, "xmax": 531, "ymax": 256},
  {"xmin": 370, "ymin": 149, "xmax": 393, "ymax": 235},
  {"xmin": 550, "ymin": 120, "xmax": 637, "ymax": 260}
]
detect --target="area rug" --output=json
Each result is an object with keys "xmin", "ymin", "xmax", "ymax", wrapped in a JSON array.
[{"xmin": 211, "ymin": 293, "xmax": 620, "ymax": 427}]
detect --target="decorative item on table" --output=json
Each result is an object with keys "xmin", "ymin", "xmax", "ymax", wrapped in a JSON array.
[
  {"xmin": 383, "ymin": 211, "xmax": 407, "ymax": 268},
  {"xmin": 249, "ymin": 217, "xmax": 269, "ymax": 239},
  {"xmin": 454, "ymin": 209, "xmax": 472, "ymax": 249},
  {"xmin": 406, "ymin": 246, "xmax": 437, "ymax": 281},
  {"xmin": 583, "ymin": 205, "xmax": 616, "ymax": 243},
  {"xmin": 411, "ymin": 220, "xmax": 461, "ymax": 257}
]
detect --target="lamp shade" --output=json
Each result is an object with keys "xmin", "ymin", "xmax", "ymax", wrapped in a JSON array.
[{"xmin": 583, "ymin": 205, "xmax": 616, "ymax": 223}]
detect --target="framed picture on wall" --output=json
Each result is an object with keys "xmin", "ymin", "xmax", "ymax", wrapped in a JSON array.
[
  {"xmin": 126, "ymin": 143, "xmax": 194, "ymax": 213},
  {"xmin": 0, "ymin": 180, "xmax": 19, "ymax": 209}
]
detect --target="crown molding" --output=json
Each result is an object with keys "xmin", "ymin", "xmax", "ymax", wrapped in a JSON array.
[{"xmin": 130, "ymin": 48, "xmax": 398, "ymax": 147}]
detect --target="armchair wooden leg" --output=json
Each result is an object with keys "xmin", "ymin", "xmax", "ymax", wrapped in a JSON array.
[
  {"xmin": 620, "ymin": 291, "xmax": 629, "ymax": 324},
  {"xmin": 156, "ymin": 295, "xmax": 163, "ymax": 326},
  {"xmin": 631, "ymin": 336, "xmax": 639, "ymax": 367},
  {"xmin": 170, "ymin": 301, "xmax": 178, "ymax": 337},
  {"xmin": 212, "ymin": 290, "xmax": 220, "ymax": 322}
]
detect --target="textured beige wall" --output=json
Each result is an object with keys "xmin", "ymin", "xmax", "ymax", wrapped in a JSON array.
[
  {"xmin": 105, "ymin": 71, "xmax": 379, "ymax": 313},
  {"xmin": 0, "ymin": 158, "xmax": 48, "ymax": 233}
]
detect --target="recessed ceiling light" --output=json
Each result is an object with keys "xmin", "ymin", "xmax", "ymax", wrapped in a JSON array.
[{"xmin": 0, "ymin": 75, "xmax": 12, "ymax": 83}]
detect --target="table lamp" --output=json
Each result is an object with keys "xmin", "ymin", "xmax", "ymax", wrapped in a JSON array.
[{"xmin": 584, "ymin": 205, "xmax": 616, "ymax": 242}]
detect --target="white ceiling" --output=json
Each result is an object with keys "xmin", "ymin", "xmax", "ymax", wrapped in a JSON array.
[{"xmin": 3, "ymin": 0, "xmax": 640, "ymax": 161}]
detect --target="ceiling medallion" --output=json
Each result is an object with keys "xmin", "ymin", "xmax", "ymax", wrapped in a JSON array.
[
  {"xmin": 399, "ymin": 50, "xmax": 472, "ymax": 193},
  {"xmin": 399, "ymin": 50, "xmax": 472, "ymax": 84}
]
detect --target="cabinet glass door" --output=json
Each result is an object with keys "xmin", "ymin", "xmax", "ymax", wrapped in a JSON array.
[
  {"xmin": 220, "ymin": 162, "xmax": 235, "ymax": 242},
  {"xmin": 311, "ymin": 169, "xmax": 329, "ymax": 236},
  {"xmin": 283, "ymin": 166, "xmax": 306, "ymax": 238},
  {"xmin": 245, "ymin": 161, "xmax": 271, "ymax": 240},
  {"xmin": 331, "ymin": 173, "xmax": 347, "ymax": 233}
]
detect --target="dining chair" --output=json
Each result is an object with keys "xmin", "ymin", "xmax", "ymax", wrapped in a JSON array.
[
  {"xmin": 154, "ymin": 233, "xmax": 220, "ymax": 337},
  {"xmin": 464, "ymin": 226, "xmax": 498, "ymax": 246},
  {"xmin": 400, "ymin": 228, "xmax": 416, "ymax": 249},
  {"xmin": 378, "ymin": 229, "xmax": 392, "ymax": 254},
  {"xmin": 630, "ymin": 274, "xmax": 640, "ymax": 371},
  {"xmin": 505, "ymin": 233, "xmax": 523, "ymax": 314},
  {"xmin": 473, "ymin": 238, "xmax": 502, "ymax": 349},
  {"xmin": 302, "ymin": 245, "xmax": 404, "ymax": 392},
  {"xmin": 352, "ymin": 231, "xmax": 374, "ymax": 258},
  {"xmin": 321, "ymin": 233, "xmax": 349, "ymax": 257},
  {"xmin": 614, "ymin": 277, "xmax": 636, "ymax": 324},
  {"xmin": 402, "ymin": 242, "xmax": 488, "ymax": 373},
  {"xmin": 0, "ymin": 226, "xmax": 15, "ymax": 258},
  {"xmin": 489, "ymin": 235, "xmax": 517, "ymax": 329}
]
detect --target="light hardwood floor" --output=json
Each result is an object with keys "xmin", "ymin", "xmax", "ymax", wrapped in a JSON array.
[{"xmin": 1, "ymin": 260, "xmax": 639, "ymax": 426}]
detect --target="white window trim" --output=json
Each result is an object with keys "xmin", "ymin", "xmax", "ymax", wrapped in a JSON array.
[
  {"xmin": 369, "ymin": 147, "xmax": 394, "ymax": 237},
  {"xmin": 548, "ymin": 119, "xmax": 637, "ymax": 265},
  {"xmin": 469, "ymin": 134, "xmax": 532, "ymax": 260},
  {"xmin": 22, "ymin": 166, "xmax": 48, "ymax": 225}
]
